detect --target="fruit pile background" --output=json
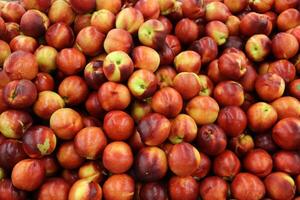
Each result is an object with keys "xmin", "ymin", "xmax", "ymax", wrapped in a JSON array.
[{"xmin": 0, "ymin": 0, "xmax": 299, "ymax": 199}]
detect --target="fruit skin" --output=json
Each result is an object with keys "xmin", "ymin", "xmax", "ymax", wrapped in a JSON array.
[
  {"xmin": 38, "ymin": 178, "xmax": 70, "ymax": 200},
  {"xmin": 0, "ymin": 179, "xmax": 27, "ymax": 200},
  {"xmin": 255, "ymin": 73, "xmax": 285, "ymax": 102},
  {"xmin": 190, "ymin": 36, "xmax": 218, "ymax": 65},
  {"xmin": 264, "ymin": 172, "xmax": 296, "ymax": 200},
  {"xmin": 229, "ymin": 134, "xmax": 255, "ymax": 157},
  {"xmin": 56, "ymin": 48, "xmax": 86, "ymax": 75},
  {"xmin": 69, "ymin": 0, "xmax": 96, "ymax": 14},
  {"xmin": 205, "ymin": 1, "xmax": 231, "ymax": 22},
  {"xmin": 96, "ymin": 0, "xmax": 121, "ymax": 14},
  {"xmin": 273, "ymin": 150, "xmax": 300, "ymax": 175},
  {"xmin": 272, "ymin": 117, "xmax": 300, "ymax": 150},
  {"xmin": 91, "ymin": 9, "xmax": 115, "ymax": 34},
  {"xmin": 22, "ymin": 125, "xmax": 57, "ymax": 158},
  {"xmin": 272, "ymin": 32, "xmax": 299, "ymax": 59},
  {"xmin": 134, "ymin": 147, "xmax": 168, "ymax": 182},
  {"xmin": 132, "ymin": 46, "xmax": 160, "ymax": 72},
  {"xmin": 277, "ymin": 8, "xmax": 300, "ymax": 31},
  {"xmin": 168, "ymin": 114, "xmax": 198, "ymax": 144},
  {"xmin": 271, "ymin": 96, "xmax": 300, "ymax": 119},
  {"xmin": 240, "ymin": 12, "xmax": 272, "ymax": 36},
  {"xmin": 104, "ymin": 29, "xmax": 133, "ymax": 54},
  {"xmin": 98, "ymin": 81, "xmax": 131, "ymax": 111},
  {"xmin": 247, "ymin": 102, "xmax": 278, "ymax": 133},
  {"xmin": 0, "ymin": 110, "xmax": 32, "ymax": 139},
  {"xmin": 4, "ymin": 50, "xmax": 38, "ymax": 80},
  {"xmin": 33, "ymin": 91, "xmax": 65, "ymax": 120},
  {"xmin": 175, "ymin": 18, "xmax": 199, "ymax": 45},
  {"xmin": 46, "ymin": 22, "xmax": 75, "ymax": 50},
  {"xmin": 40, "ymin": 156, "xmax": 59, "ymax": 177},
  {"xmin": 134, "ymin": 0, "xmax": 160, "ymax": 20},
  {"xmin": 243, "ymin": 149, "xmax": 273, "ymax": 177},
  {"xmin": 0, "ymin": 40, "xmax": 11, "ymax": 66},
  {"xmin": 9, "ymin": 35, "xmax": 38, "ymax": 53},
  {"xmin": 102, "ymin": 141, "xmax": 133, "ymax": 174},
  {"xmin": 0, "ymin": 139, "xmax": 28, "ymax": 170},
  {"xmin": 103, "ymin": 110, "xmax": 135, "ymax": 141},
  {"xmin": 33, "ymin": 72, "xmax": 55, "ymax": 92},
  {"xmin": 103, "ymin": 174, "xmax": 134, "ymax": 200},
  {"xmin": 68, "ymin": 178, "xmax": 102, "ymax": 200},
  {"xmin": 226, "ymin": 15, "xmax": 240, "ymax": 36},
  {"xmin": 155, "ymin": 66, "xmax": 177, "ymax": 88},
  {"xmin": 289, "ymin": 79, "xmax": 300, "ymax": 99},
  {"xmin": 231, "ymin": 173, "xmax": 266, "ymax": 200},
  {"xmin": 168, "ymin": 176, "xmax": 199, "ymax": 200},
  {"xmin": 50, "ymin": 108, "xmax": 83, "ymax": 140},
  {"xmin": 213, "ymin": 150, "xmax": 241, "ymax": 180},
  {"xmin": 58, "ymin": 75, "xmax": 89, "ymax": 106},
  {"xmin": 11, "ymin": 159, "xmax": 45, "ymax": 191},
  {"xmin": 73, "ymin": 14, "xmax": 92, "ymax": 34},
  {"xmin": 268, "ymin": 59, "xmax": 296, "ymax": 83},
  {"xmin": 19, "ymin": 9, "xmax": 49, "ymax": 38},
  {"xmin": 218, "ymin": 52, "xmax": 247, "ymax": 80},
  {"xmin": 168, "ymin": 142, "xmax": 201, "ymax": 177},
  {"xmin": 217, "ymin": 106, "xmax": 247, "ymax": 137},
  {"xmin": 116, "ymin": 7, "xmax": 144, "ymax": 34},
  {"xmin": 74, "ymin": 127, "xmax": 107, "ymax": 160},
  {"xmin": 249, "ymin": 0, "xmax": 274, "ymax": 13},
  {"xmin": 20, "ymin": 0, "xmax": 52, "ymax": 12},
  {"xmin": 56, "ymin": 141, "xmax": 85, "ymax": 170},
  {"xmin": 85, "ymin": 92, "xmax": 104, "ymax": 118},
  {"xmin": 34, "ymin": 45, "xmax": 58, "ymax": 73},
  {"xmin": 78, "ymin": 161, "xmax": 105, "ymax": 182},
  {"xmin": 186, "ymin": 96, "xmax": 220, "ymax": 125},
  {"xmin": 2, "ymin": 79, "xmax": 37, "ymax": 109},
  {"xmin": 214, "ymin": 81, "xmax": 245, "ymax": 107},
  {"xmin": 224, "ymin": 0, "xmax": 248, "ymax": 13},
  {"xmin": 174, "ymin": 50, "xmax": 201, "ymax": 73},
  {"xmin": 199, "ymin": 176, "xmax": 229, "ymax": 200},
  {"xmin": 245, "ymin": 34, "xmax": 272, "ymax": 62},
  {"xmin": 103, "ymin": 51, "xmax": 134, "ymax": 82},
  {"xmin": 137, "ymin": 113, "xmax": 171, "ymax": 146},
  {"xmin": 84, "ymin": 60, "xmax": 107, "ymax": 90},
  {"xmin": 151, "ymin": 87, "xmax": 183, "ymax": 118},
  {"xmin": 205, "ymin": 20, "xmax": 229, "ymax": 46},
  {"xmin": 48, "ymin": 0, "xmax": 75, "ymax": 25},
  {"xmin": 192, "ymin": 152, "xmax": 211, "ymax": 180},
  {"xmin": 138, "ymin": 19, "xmax": 167, "ymax": 50},
  {"xmin": 139, "ymin": 182, "xmax": 167, "ymax": 200},
  {"xmin": 127, "ymin": 69, "xmax": 158, "ymax": 99},
  {"xmin": 75, "ymin": 26, "xmax": 105, "ymax": 56}
]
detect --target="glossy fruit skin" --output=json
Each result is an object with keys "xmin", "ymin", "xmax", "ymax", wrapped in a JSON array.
[
  {"xmin": 272, "ymin": 117, "xmax": 300, "ymax": 150},
  {"xmin": 0, "ymin": 139, "xmax": 28, "ymax": 170},
  {"xmin": 22, "ymin": 125, "xmax": 57, "ymax": 158},
  {"xmin": 74, "ymin": 127, "xmax": 107, "ymax": 160},
  {"xmin": 138, "ymin": 113, "xmax": 171, "ymax": 146},
  {"xmin": 264, "ymin": 172, "xmax": 296, "ymax": 200},
  {"xmin": 168, "ymin": 176, "xmax": 199, "ymax": 200},
  {"xmin": 134, "ymin": 147, "xmax": 168, "ymax": 182},
  {"xmin": 271, "ymin": 96, "xmax": 300, "ymax": 119},
  {"xmin": 168, "ymin": 142, "xmax": 201, "ymax": 177},
  {"xmin": 102, "ymin": 141, "xmax": 133, "ymax": 174},
  {"xmin": 273, "ymin": 151, "xmax": 300, "ymax": 175},
  {"xmin": 197, "ymin": 124, "xmax": 227, "ymax": 156},
  {"xmin": 243, "ymin": 149, "xmax": 273, "ymax": 177},
  {"xmin": 151, "ymin": 87, "xmax": 183, "ymax": 118},
  {"xmin": 38, "ymin": 178, "xmax": 70, "ymax": 200},
  {"xmin": 103, "ymin": 174, "xmax": 135, "ymax": 200},
  {"xmin": 68, "ymin": 178, "xmax": 102, "ymax": 200},
  {"xmin": 229, "ymin": 134, "xmax": 255, "ymax": 156},
  {"xmin": 103, "ymin": 110, "xmax": 135, "ymax": 141},
  {"xmin": 11, "ymin": 159, "xmax": 46, "ymax": 191},
  {"xmin": 231, "ymin": 173, "xmax": 266, "ymax": 200},
  {"xmin": 139, "ymin": 182, "xmax": 168, "ymax": 200},
  {"xmin": 0, "ymin": 179, "xmax": 27, "ymax": 200},
  {"xmin": 217, "ymin": 106, "xmax": 247, "ymax": 137},
  {"xmin": 199, "ymin": 176, "xmax": 228, "ymax": 200},
  {"xmin": 56, "ymin": 141, "xmax": 84, "ymax": 169},
  {"xmin": 213, "ymin": 150, "xmax": 241, "ymax": 180}
]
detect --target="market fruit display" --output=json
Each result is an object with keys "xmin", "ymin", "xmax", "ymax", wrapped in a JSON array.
[{"xmin": 0, "ymin": 0, "xmax": 299, "ymax": 199}]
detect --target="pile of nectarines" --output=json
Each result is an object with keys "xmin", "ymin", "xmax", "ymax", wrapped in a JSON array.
[{"xmin": 0, "ymin": 0, "xmax": 300, "ymax": 199}]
